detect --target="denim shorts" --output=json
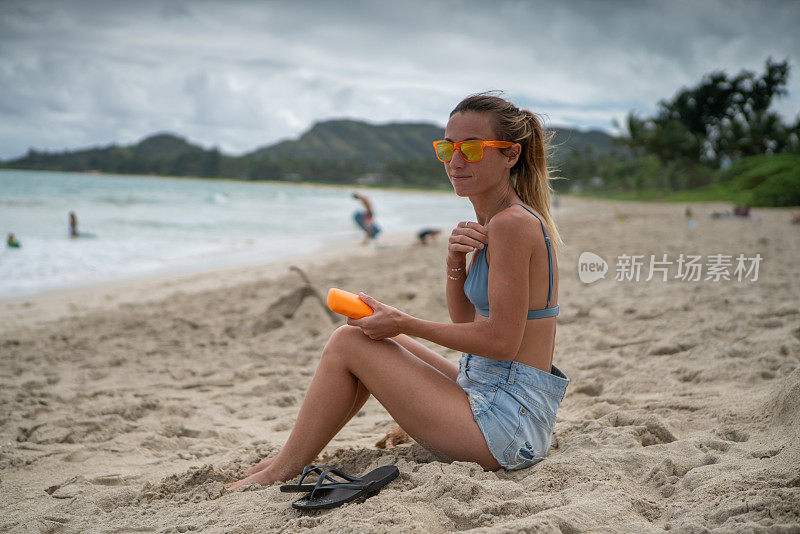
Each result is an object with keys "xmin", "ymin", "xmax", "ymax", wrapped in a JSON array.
[{"xmin": 457, "ymin": 353, "xmax": 569, "ymax": 470}]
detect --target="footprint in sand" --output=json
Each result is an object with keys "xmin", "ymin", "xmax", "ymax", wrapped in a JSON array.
[
  {"xmin": 601, "ymin": 412, "xmax": 678, "ymax": 446},
  {"xmin": 137, "ymin": 464, "xmax": 229, "ymax": 504},
  {"xmin": 90, "ymin": 473, "xmax": 140, "ymax": 486},
  {"xmin": 645, "ymin": 453, "xmax": 719, "ymax": 497},
  {"xmin": 649, "ymin": 342, "xmax": 695, "ymax": 356},
  {"xmin": 45, "ymin": 475, "xmax": 93, "ymax": 499},
  {"xmin": 713, "ymin": 426, "xmax": 749, "ymax": 443},
  {"xmin": 63, "ymin": 450, "xmax": 94, "ymax": 463}
]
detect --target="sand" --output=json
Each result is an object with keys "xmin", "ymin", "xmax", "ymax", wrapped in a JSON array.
[{"xmin": 1, "ymin": 196, "xmax": 799, "ymax": 533}]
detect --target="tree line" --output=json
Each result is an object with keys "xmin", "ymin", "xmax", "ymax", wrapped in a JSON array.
[{"xmin": 555, "ymin": 58, "xmax": 799, "ymax": 206}]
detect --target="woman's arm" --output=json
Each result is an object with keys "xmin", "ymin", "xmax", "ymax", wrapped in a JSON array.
[
  {"xmin": 445, "ymin": 268, "xmax": 475, "ymax": 323},
  {"xmin": 445, "ymin": 221, "xmax": 487, "ymax": 323},
  {"xmin": 351, "ymin": 212, "xmax": 533, "ymax": 360}
]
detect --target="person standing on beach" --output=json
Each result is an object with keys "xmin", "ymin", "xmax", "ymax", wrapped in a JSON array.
[
  {"xmin": 352, "ymin": 192, "xmax": 380, "ymax": 244},
  {"xmin": 230, "ymin": 93, "xmax": 567, "ymax": 488}
]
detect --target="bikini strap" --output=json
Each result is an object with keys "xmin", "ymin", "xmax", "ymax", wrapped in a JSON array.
[{"xmin": 509, "ymin": 203, "xmax": 554, "ymax": 309}]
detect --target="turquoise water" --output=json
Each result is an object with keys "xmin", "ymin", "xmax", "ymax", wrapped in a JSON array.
[{"xmin": 0, "ymin": 170, "xmax": 474, "ymax": 297}]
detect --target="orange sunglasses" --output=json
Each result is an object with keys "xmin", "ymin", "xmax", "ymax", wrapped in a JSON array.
[{"xmin": 432, "ymin": 139, "xmax": 515, "ymax": 163}]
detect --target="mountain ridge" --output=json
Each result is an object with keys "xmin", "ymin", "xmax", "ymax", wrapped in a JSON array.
[{"xmin": 2, "ymin": 118, "xmax": 617, "ymax": 185}]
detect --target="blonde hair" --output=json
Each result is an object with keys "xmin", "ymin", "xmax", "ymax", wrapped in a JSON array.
[{"xmin": 450, "ymin": 93, "xmax": 563, "ymax": 253}]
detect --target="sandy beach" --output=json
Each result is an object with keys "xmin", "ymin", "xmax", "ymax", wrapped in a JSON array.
[{"xmin": 1, "ymin": 196, "xmax": 798, "ymax": 533}]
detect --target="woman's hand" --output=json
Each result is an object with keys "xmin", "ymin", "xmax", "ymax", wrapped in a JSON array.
[
  {"xmin": 447, "ymin": 221, "xmax": 488, "ymax": 267},
  {"xmin": 347, "ymin": 293, "xmax": 405, "ymax": 340}
]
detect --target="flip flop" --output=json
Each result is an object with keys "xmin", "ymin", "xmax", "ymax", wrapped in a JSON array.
[
  {"xmin": 288, "ymin": 465, "xmax": 399, "ymax": 510},
  {"xmin": 279, "ymin": 464, "xmax": 354, "ymax": 493}
]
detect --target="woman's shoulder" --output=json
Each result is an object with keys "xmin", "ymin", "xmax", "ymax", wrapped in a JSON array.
[
  {"xmin": 505, "ymin": 201, "xmax": 545, "ymax": 220},
  {"xmin": 488, "ymin": 204, "xmax": 543, "ymax": 244},
  {"xmin": 493, "ymin": 203, "xmax": 546, "ymax": 232}
]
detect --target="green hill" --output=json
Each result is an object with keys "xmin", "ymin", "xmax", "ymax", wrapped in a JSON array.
[
  {"xmin": 251, "ymin": 120, "xmax": 444, "ymax": 164},
  {"xmin": 248, "ymin": 120, "xmax": 614, "ymax": 164},
  {"xmin": 133, "ymin": 133, "xmax": 203, "ymax": 161},
  {"xmin": 2, "ymin": 119, "xmax": 616, "ymax": 186},
  {"xmin": 4, "ymin": 132, "xmax": 217, "ymax": 176},
  {"xmin": 550, "ymin": 128, "xmax": 615, "ymax": 158}
]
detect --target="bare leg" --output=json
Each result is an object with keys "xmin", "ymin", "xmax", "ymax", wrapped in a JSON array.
[
  {"xmin": 229, "ymin": 326, "xmax": 497, "ymax": 489},
  {"xmin": 392, "ymin": 334, "xmax": 459, "ymax": 381},
  {"xmin": 243, "ymin": 334, "xmax": 458, "ymax": 476},
  {"xmin": 245, "ymin": 380, "xmax": 370, "ymax": 475}
]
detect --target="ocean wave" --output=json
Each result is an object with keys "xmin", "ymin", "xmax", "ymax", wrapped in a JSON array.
[
  {"xmin": 208, "ymin": 193, "xmax": 229, "ymax": 204},
  {"xmin": 105, "ymin": 218, "xmax": 219, "ymax": 230},
  {"xmin": 0, "ymin": 198, "xmax": 47, "ymax": 207},
  {"xmin": 93, "ymin": 195, "xmax": 165, "ymax": 206}
]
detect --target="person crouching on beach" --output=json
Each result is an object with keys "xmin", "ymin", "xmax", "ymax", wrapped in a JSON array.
[
  {"xmin": 352, "ymin": 192, "xmax": 380, "ymax": 244},
  {"xmin": 229, "ymin": 93, "xmax": 568, "ymax": 489}
]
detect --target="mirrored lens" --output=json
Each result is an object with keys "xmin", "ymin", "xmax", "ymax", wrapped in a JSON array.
[
  {"xmin": 460, "ymin": 141, "xmax": 484, "ymax": 162},
  {"xmin": 436, "ymin": 142, "xmax": 454, "ymax": 162}
]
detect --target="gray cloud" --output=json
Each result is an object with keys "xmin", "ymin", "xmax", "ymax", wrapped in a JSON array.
[{"xmin": 0, "ymin": 0, "xmax": 797, "ymax": 159}]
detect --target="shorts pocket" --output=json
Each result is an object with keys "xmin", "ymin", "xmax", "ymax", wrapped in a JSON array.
[
  {"xmin": 464, "ymin": 366, "xmax": 502, "ymax": 388},
  {"xmin": 502, "ymin": 406, "xmax": 553, "ymax": 470},
  {"xmin": 513, "ymin": 389, "xmax": 558, "ymax": 430},
  {"xmin": 457, "ymin": 375, "xmax": 498, "ymax": 417}
]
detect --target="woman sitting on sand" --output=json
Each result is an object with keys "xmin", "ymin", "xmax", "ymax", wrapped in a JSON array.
[{"xmin": 230, "ymin": 93, "xmax": 568, "ymax": 489}]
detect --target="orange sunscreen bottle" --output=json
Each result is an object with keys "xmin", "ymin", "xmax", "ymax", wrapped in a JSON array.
[{"xmin": 327, "ymin": 288, "xmax": 374, "ymax": 319}]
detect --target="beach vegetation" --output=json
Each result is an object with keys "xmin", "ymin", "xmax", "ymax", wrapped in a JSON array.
[{"xmin": 556, "ymin": 58, "xmax": 800, "ymax": 206}]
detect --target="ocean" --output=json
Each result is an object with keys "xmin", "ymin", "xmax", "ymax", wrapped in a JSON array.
[{"xmin": 0, "ymin": 170, "xmax": 474, "ymax": 298}]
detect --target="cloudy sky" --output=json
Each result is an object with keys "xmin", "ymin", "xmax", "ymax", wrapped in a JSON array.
[{"xmin": 1, "ymin": 0, "xmax": 798, "ymax": 159}]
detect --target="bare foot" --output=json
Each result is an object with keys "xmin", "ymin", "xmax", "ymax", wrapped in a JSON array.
[
  {"xmin": 227, "ymin": 462, "xmax": 297, "ymax": 492},
  {"xmin": 245, "ymin": 457, "xmax": 274, "ymax": 475}
]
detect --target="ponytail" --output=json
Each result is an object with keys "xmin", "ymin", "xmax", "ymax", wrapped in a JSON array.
[{"xmin": 450, "ymin": 93, "xmax": 563, "ymax": 254}]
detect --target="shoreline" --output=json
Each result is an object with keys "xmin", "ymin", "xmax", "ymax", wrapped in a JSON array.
[
  {"xmin": 2, "ymin": 168, "xmax": 473, "ymax": 318},
  {"xmin": 9, "ymin": 168, "xmax": 800, "ymax": 208},
  {"xmin": 0, "ymin": 167, "xmax": 454, "ymax": 194},
  {"xmin": 0, "ymin": 228, "xmax": 418, "ymax": 335}
]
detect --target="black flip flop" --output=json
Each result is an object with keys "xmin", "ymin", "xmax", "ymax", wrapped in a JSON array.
[
  {"xmin": 287, "ymin": 465, "xmax": 399, "ymax": 510},
  {"xmin": 280, "ymin": 464, "xmax": 349, "ymax": 493}
]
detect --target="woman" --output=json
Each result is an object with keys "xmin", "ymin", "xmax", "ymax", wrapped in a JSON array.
[{"xmin": 229, "ymin": 93, "xmax": 567, "ymax": 489}]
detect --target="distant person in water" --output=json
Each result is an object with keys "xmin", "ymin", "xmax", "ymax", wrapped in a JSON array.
[
  {"xmin": 7, "ymin": 233, "xmax": 20, "ymax": 248},
  {"xmin": 69, "ymin": 211, "xmax": 96, "ymax": 238},
  {"xmin": 417, "ymin": 227, "xmax": 441, "ymax": 245},
  {"xmin": 352, "ymin": 193, "xmax": 381, "ymax": 244},
  {"xmin": 69, "ymin": 211, "xmax": 79, "ymax": 238}
]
